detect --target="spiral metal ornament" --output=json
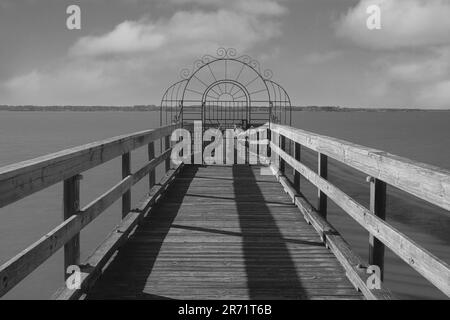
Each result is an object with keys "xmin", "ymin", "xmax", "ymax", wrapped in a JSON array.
[
  {"xmin": 216, "ymin": 47, "xmax": 227, "ymax": 58},
  {"xmin": 163, "ymin": 47, "xmax": 291, "ymax": 128},
  {"xmin": 226, "ymin": 48, "xmax": 237, "ymax": 57},
  {"xmin": 180, "ymin": 68, "xmax": 191, "ymax": 80},
  {"xmin": 179, "ymin": 48, "xmax": 273, "ymax": 81},
  {"xmin": 263, "ymin": 69, "xmax": 273, "ymax": 80}
]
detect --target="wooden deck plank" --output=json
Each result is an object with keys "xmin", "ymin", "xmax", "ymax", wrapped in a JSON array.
[{"xmin": 86, "ymin": 165, "xmax": 363, "ymax": 300}]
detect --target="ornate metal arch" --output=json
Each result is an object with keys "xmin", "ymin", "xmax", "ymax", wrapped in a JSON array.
[{"xmin": 160, "ymin": 48, "xmax": 291, "ymax": 128}]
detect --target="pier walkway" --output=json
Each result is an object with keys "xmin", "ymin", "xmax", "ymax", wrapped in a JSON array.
[
  {"xmin": 1, "ymin": 123, "xmax": 449, "ymax": 300},
  {"xmin": 85, "ymin": 165, "xmax": 362, "ymax": 300}
]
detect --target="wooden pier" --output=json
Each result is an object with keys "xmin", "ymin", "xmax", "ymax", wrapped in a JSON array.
[
  {"xmin": 0, "ymin": 123, "xmax": 449, "ymax": 300},
  {"xmin": 84, "ymin": 165, "xmax": 362, "ymax": 300}
]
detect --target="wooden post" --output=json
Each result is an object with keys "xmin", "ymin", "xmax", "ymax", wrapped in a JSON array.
[
  {"xmin": 63, "ymin": 174, "xmax": 81, "ymax": 279},
  {"xmin": 256, "ymin": 131, "xmax": 259, "ymax": 165},
  {"xmin": 148, "ymin": 142, "xmax": 155, "ymax": 189},
  {"xmin": 165, "ymin": 135, "xmax": 171, "ymax": 172},
  {"xmin": 280, "ymin": 134, "xmax": 286, "ymax": 174},
  {"xmin": 294, "ymin": 142, "xmax": 301, "ymax": 192},
  {"xmin": 369, "ymin": 177, "xmax": 387, "ymax": 281},
  {"xmin": 246, "ymin": 134, "xmax": 249, "ymax": 165},
  {"xmin": 272, "ymin": 131, "xmax": 279, "ymax": 169},
  {"xmin": 191, "ymin": 127, "xmax": 195, "ymax": 165},
  {"xmin": 122, "ymin": 152, "xmax": 131, "ymax": 218},
  {"xmin": 317, "ymin": 153, "xmax": 328, "ymax": 219}
]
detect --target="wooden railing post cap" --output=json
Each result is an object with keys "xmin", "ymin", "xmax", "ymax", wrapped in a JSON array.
[{"xmin": 366, "ymin": 176, "xmax": 375, "ymax": 183}]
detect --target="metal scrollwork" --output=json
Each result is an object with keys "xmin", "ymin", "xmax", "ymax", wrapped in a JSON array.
[
  {"xmin": 164, "ymin": 47, "xmax": 291, "ymax": 128},
  {"xmin": 179, "ymin": 47, "xmax": 273, "ymax": 81},
  {"xmin": 179, "ymin": 68, "xmax": 191, "ymax": 79}
]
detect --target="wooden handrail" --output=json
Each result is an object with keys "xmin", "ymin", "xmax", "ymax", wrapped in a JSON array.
[
  {"xmin": 0, "ymin": 124, "xmax": 178, "ymax": 209},
  {"xmin": 269, "ymin": 165, "xmax": 393, "ymax": 300},
  {"xmin": 0, "ymin": 124, "xmax": 178, "ymax": 298},
  {"xmin": 268, "ymin": 123, "xmax": 450, "ymax": 297},
  {"xmin": 2, "ymin": 121, "xmax": 449, "ymax": 299},
  {"xmin": 270, "ymin": 123, "xmax": 450, "ymax": 212},
  {"xmin": 53, "ymin": 164, "xmax": 183, "ymax": 300}
]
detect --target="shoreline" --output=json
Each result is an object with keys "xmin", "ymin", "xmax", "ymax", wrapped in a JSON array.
[{"xmin": 0, "ymin": 106, "xmax": 448, "ymax": 112}]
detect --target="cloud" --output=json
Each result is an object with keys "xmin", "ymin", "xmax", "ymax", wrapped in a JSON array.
[
  {"xmin": 417, "ymin": 80, "xmax": 450, "ymax": 108},
  {"xmin": 3, "ymin": 61, "xmax": 121, "ymax": 105},
  {"xmin": 337, "ymin": 1, "xmax": 450, "ymax": 108},
  {"xmin": 383, "ymin": 47, "xmax": 450, "ymax": 83},
  {"xmin": 337, "ymin": 0, "xmax": 450, "ymax": 49},
  {"xmin": 368, "ymin": 47, "xmax": 450, "ymax": 108},
  {"xmin": 70, "ymin": 6, "xmax": 283, "ymax": 58},
  {"xmin": 229, "ymin": 0, "xmax": 287, "ymax": 16},
  {"xmin": 303, "ymin": 51, "xmax": 341, "ymax": 65},
  {"xmin": 167, "ymin": 0, "xmax": 287, "ymax": 16},
  {"xmin": 70, "ymin": 20, "xmax": 167, "ymax": 57},
  {"xmin": 2, "ymin": 0, "xmax": 286, "ymax": 105}
]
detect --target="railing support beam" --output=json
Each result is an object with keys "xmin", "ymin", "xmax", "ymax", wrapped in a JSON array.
[
  {"xmin": 122, "ymin": 152, "xmax": 131, "ymax": 218},
  {"xmin": 148, "ymin": 142, "xmax": 155, "ymax": 189},
  {"xmin": 165, "ymin": 135, "xmax": 171, "ymax": 172},
  {"xmin": 256, "ymin": 130, "xmax": 260, "ymax": 165},
  {"xmin": 280, "ymin": 134, "xmax": 286, "ymax": 174},
  {"xmin": 294, "ymin": 142, "xmax": 301, "ymax": 192},
  {"xmin": 368, "ymin": 177, "xmax": 387, "ymax": 281},
  {"xmin": 317, "ymin": 153, "xmax": 328, "ymax": 219},
  {"xmin": 63, "ymin": 174, "xmax": 81, "ymax": 279}
]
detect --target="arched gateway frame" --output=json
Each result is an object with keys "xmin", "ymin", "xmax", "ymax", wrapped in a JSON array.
[{"xmin": 160, "ymin": 48, "xmax": 291, "ymax": 129}]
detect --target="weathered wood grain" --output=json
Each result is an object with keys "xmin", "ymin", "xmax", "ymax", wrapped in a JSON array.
[
  {"xmin": 271, "ymin": 142, "xmax": 450, "ymax": 297},
  {"xmin": 294, "ymin": 142, "xmax": 301, "ymax": 191},
  {"xmin": 85, "ymin": 165, "xmax": 363, "ymax": 300},
  {"xmin": 53, "ymin": 165, "xmax": 183, "ymax": 300},
  {"xmin": 0, "ymin": 124, "xmax": 178, "ymax": 208},
  {"xmin": 122, "ymin": 153, "xmax": 131, "ymax": 218},
  {"xmin": 368, "ymin": 177, "xmax": 387, "ymax": 281},
  {"xmin": 63, "ymin": 174, "xmax": 81, "ymax": 279},
  {"xmin": 269, "ymin": 165, "xmax": 393, "ymax": 300},
  {"xmin": 0, "ymin": 148, "xmax": 172, "ymax": 297},
  {"xmin": 148, "ymin": 142, "xmax": 155, "ymax": 189},
  {"xmin": 317, "ymin": 153, "xmax": 328, "ymax": 219},
  {"xmin": 270, "ymin": 123, "xmax": 450, "ymax": 212}
]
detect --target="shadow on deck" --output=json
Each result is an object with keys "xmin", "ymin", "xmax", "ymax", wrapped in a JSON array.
[{"xmin": 86, "ymin": 165, "xmax": 362, "ymax": 300}]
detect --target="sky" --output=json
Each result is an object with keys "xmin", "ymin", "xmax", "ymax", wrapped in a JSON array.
[{"xmin": 0, "ymin": 0, "xmax": 449, "ymax": 108}]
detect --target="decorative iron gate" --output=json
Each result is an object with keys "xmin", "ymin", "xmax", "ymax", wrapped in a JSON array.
[{"xmin": 160, "ymin": 48, "xmax": 291, "ymax": 129}]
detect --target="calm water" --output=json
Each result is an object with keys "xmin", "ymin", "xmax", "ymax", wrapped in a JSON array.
[{"xmin": 0, "ymin": 111, "xmax": 449, "ymax": 299}]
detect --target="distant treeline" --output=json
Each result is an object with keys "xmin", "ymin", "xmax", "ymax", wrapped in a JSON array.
[
  {"xmin": 0, "ymin": 105, "xmax": 445, "ymax": 112},
  {"xmin": 0, "ymin": 105, "xmax": 160, "ymax": 112},
  {"xmin": 292, "ymin": 106, "xmax": 442, "ymax": 112}
]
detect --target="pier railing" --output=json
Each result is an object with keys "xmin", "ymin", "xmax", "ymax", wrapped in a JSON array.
[
  {"xmin": 268, "ymin": 123, "xmax": 450, "ymax": 298},
  {"xmin": 1, "ymin": 121, "xmax": 449, "ymax": 299},
  {"xmin": 0, "ymin": 123, "xmax": 179, "ymax": 298}
]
